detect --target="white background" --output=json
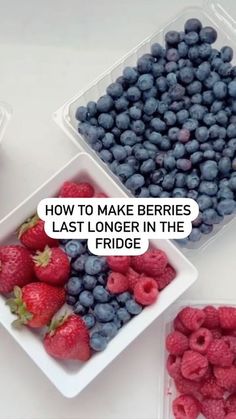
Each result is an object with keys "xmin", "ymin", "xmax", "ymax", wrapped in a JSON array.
[{"xmin": 0, "ymin": 0, "xmax": 236, "ymax": 418}]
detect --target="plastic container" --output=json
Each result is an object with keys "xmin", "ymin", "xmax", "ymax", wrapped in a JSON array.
[
  {"xmin": 0, "ymin": 102, "xmax": 11, "ymax": 144},
  {"xmin": 160, "ymin": 300, "xmax": 236, "ymax": 419},
  {"xmin": 0, "ymin": 152, "xmax": 197, "ymax": 398},
  {"xmin": 54, "ymin": 1, "xmax": 236, "ymax": 253}
]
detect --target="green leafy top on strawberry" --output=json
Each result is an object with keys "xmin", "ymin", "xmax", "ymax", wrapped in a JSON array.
[
  {"xmin": 18, "ymin": 214, "xmax": 58, "ymax": 251},
  {"xmin": 32, "ymin": 246, "xmax": 70, "ymax": 286}
]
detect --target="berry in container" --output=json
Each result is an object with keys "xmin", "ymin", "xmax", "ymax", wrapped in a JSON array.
[
  {"xmin": 161, "ymin": 300, "xmax": 236, "ymax": 419},
  {"xmin": 0, "ymin": 152, "xmax": 197, "ymax": 397},
  {"xmin": 54, "ymin": 1, "xmax": 236, "ymax": 252}
]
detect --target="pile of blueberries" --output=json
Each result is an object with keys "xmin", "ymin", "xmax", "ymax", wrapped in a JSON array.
[
  {"xmin": 61, "ymin": 239, "xmax": 143, "ymax": 352},
  {"xmin": 76, "ymin": 18, "xmax": 236, "ymax": 244}
]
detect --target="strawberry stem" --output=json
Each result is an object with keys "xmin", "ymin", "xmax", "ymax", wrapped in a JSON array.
[
  {"xmin": 18, "ymin": 214, "xmax": 39, "ymax": 239},
  {"xmin": 6, "ymin": 286, "xmax": 33, "ymax": 327},
  {"xmin": 33, "ymin": 246, "xmax": 52, "ymax": 267}
]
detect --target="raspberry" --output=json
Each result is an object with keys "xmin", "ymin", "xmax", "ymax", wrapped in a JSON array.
[
  {"xmin": 127, "ymin": 268, "xmax": 140, "ymax": 291},
  {"xmin": 131, "ymin": 249, "xmax": 168, "ymax": 276},
  {"xmin": 172, "ymin": 394, "xmax": 200, "ymax": 419},
  {"xmin": 222, "ymin": 336, "xmax": 236, "ymax": 356},
  {"xmin": 59, "ymin": 181, "xmax": 94, "ymax": 198},
  {"xmin": 155, "ymin": 264, "xmax": 176, "ymax": 290},
  {"xmin": 207, "ymin": 339, "xmax": 234, "ymax": 367},
  {"xmin": 201, "ymin": 398, "xmax": 225, "ymax": 419},
  {"xmin": 174, "ymin": 314, "xmax": 191, "ymax": 336},
  {"xmin": 181, "ymin": 350, "xmax": 208, "ymax": 381},
  {"xmin": 214, "ymin": 365, "xmax": 236, "ymax": 391},
  {"xmin": 166, "ymin": 331, "xmax": 189, "ymax": 356},
  {"xmin": 134, "ymin": 277, "xmax": 158, "ymax": 306},
  {"xmin": 225, "ymin": 414, "xmax": 236, "ymax": 419},
  {"xmin": 166, "ymin": 354, "xmax": 182, "ymax": 379},
  {"xmin": 106, "ymin": 256, "xmax": 131, "ymax": 274},
  {"xmin": 179, "ymin": 307, "xmax": 206, "ymax": 331},
  {"xmin": 203, "ymin": 305, "xmax": 220, "ymax": 329},
  {"xmin": 219, "ymin": 307, "xmax": 236, "ymax": 330},
  {"xmin": 211, "ymin": 328, "xmax": 222, "ymax": 340},
  {"xmin": 226, "ymin": 393, "xmax": 236, "ymax": 413},
  {"xmin": 200, "ymin": 377, "xmax": 225, "ymax": 399},
  {"xmin": 189, "ymin": 328, "xmax": 213, "ymax": 354},
  {"xmin": 174, "ymin": 376, "xmax": 201, "ymax": 396},
  {"xmin": 107, "ymin": 272, "xmax": 129, "ymax": 294}
]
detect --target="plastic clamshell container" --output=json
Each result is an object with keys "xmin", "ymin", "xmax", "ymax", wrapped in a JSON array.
[
  {"xmin": 160, "ymin": 300, "xmax": 236, "ymax": 419},
  {"xmin": 0, "ymin": 152, "xmax": 198, "ymax": 398},
  {"xmin": 0, "ymin": 102, "xmax": 11, "ymax": 144},
  {"xmin": 54, "ymin": 1, "xmax": 236, "ymax": 253}
]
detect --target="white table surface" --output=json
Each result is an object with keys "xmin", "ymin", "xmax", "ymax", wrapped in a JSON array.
[{"xmin": 0, "ymin": 0, "xmax": 236, "ymax": 418}]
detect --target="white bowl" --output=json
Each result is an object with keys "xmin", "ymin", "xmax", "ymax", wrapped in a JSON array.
[{"xmin": 0, "ymin": 152, "xmax": 198, "ymax": 398}]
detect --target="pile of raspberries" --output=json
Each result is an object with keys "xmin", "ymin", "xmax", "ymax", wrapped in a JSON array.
[{"xmin": 166, "ymin": 305, "xmax": 236, "ymax": 419}]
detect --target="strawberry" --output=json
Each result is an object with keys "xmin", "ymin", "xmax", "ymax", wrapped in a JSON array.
[
  {"xmin": 59, "ymin": 182, "xmax": 94, "ymax": 198},
  {"xmin": 33, "ymin": 246, "xmax": 70, "ymax": 286},
  {"xmin": 7, "ymin": 283, "xmax": 65, "ymax": 328},
  {"xmin": 44, "ymin": 314, "xmax": 91, "ymax": 361},
  {"xmin": 0, "ymin": 245, "xmax": 34, "ymax": 294},
  {"xmin": 18, "ymin": 214, "xmax": 58, "ymax": 251}
]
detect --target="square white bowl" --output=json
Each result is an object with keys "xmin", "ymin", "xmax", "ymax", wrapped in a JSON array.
[
  {"xmin": 0, "ymin": 152, "xmax": 198, "ymax": 398},
  {"xmin": 160, "ymin": 300, "xmax": 236, "ymax": 419}
]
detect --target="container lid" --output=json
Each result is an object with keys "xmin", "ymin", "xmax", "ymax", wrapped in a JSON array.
[
  {"xmin": 206, "ymin": 0, "xmax": 236, "ymax": 42},
  {"xmin": 0, "ymin": 102, "xmax": 11, "ymax": 144}
]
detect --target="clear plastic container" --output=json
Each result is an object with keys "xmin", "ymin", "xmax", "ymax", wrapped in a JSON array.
[
  {"xmin": 54, "ymin": 1, "xmax": 236, "ymax": 253},
  {"xmin": 0, "ymin": 102, "xmax": 11, "ymax": 144},
  {"xmin": 0, "ymin": 152, "xmax": 197, "ymax": 398},
  {"xmin": 160, "ymin": 300, "xmax": 236, "ymax": 419}
]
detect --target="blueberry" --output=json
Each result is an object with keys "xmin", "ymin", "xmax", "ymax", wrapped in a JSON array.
[
  {"xmin": 186, "ymin": 173, "xmax": 200, "ymax": 189},
  {"xmin": 99, "ymin": 322, "xmax": 118, "ymax": 340},
  {"xmin": 160, "ymin": 191, "xmax": 171, "ymax": 197},
  {"xmin": 195, "ymin": 126, "xmax": 209, "ymax": 142},
  {"xmin": 191, "ymin": 93, "xmax": 202, "ymax": 104},
  {"xmin": 176, "ymin": 159, "xmax": 192, "ymax": 171},
  {"xmin": 115, "ymin": 113, "xmax": 130, "ymax": 131},
  {"xmin": 184, "ymin": 18, "xmax": 202, "ymax": 33},
  {"xmin": 162, "ymin": 174, "xmax": 175, "ymax": 190},
  {"xmin": 172, "ymin": 188, "xmax": 187, "ymax": 198},
  {"xmin": 102, "ymin": 133, "xmax": 115, "ymax": 149},
  {"xmin": 218, "ymin": 62, "xmax": 232, "ymax": 77},
  {"xmin": 94, "ymin": 303, "xmax": 115, "ymax": 322},
  {"xmin": 178, "ymin": 42, "xmax": 189, "ymax": 58},
  {"xmin": 164, "ymin": 111, "xmax": 176, "ymax": 126},
  {"xmin": 116, "ymin": 292, "xmax": 132, "ymax": 305},
  {"xmin": 227, "ymin": 124, "xmax": 236, "ymax": 138},
  {"xmin": 188, "ymin": 189, "xmax": 198, "ymax": 200},
  {"xmin": 127, "ymin": 86, "xmax": 141, "ymax": 102},
  {"xmin": 66, "ymin": 276, "xmax": 83, "ymax": 296},
  {"xmin": 140, "ymin": 159, "xmax": 156, "ymax": 174},
  {"xmin": 187, "ymin": 81, "xmax": 202, "ymax": 95},
  {"xmin": 228, "ymin": 81, "xmax": 236, "ymax": 98},
  {"xmin": 134, "ymin": 147, "xmax": 149, "ymax": 161},
  {"xmin": 93, "ymin": 285, "xmax": 110, "ymax": 303},
  {"xmin": 116, "ymin": 163, "xmax": 135, "ymax": 182},
  {"xmin": 82, "ymin": 274, "xmax": 97, "ymax": 290},
  {"xmin": 64, "ymin": 240, "xmax": 85, "ymax": 258},
  {"xmin": 195, "ymin": 62, "xmax": 211, "ymax": 82},
  {"xmin": 218, "ymin": 199, "xmax": 236, "ymax": 216},
  {"xmin": 99, "ymin": 149, "xmax": 113, "ymax": 163},
  {"xmin": 165, "ymin": 30, "xmax": 180, "ymax": 45},
  {"xmin": 188, "ymin": 228, "xmax": 202, "ymax": 242},
  {"xmin": 75, "ymin": 106, "xmax": 87, "ymax": 122},
  {"xmin": 114, "ymin": 97, "xmax": 129, "ymax": 112},
  {"xmin": 202, "ymin": 208, "xmax": 222, "ymax": 225},
  {"xmin": 97, "ymin": 95, "xmax": 113, "ymax": 113},
  {"xmin": 166, "ymin": 72, "xmax": 177, "ymax": 86},
  {"xmin": 149, "ymin": 184, "xmax": 162, "ymax": 197},
  {"xmin": 151, "ymin": 169, "xmax": 165, "ymax": 184},
  {"xmin": 151, "ymin": 42, "xmax": 165, "ymax": 57},
  {"xmin": 90, "ymin": 332, "xmax": 108, "ymax": 351},
  {"xmin": 183, "ymin": 118, "xmax": 198, "ymax": 131},
  {"xmin": 111, "ymin": 127, "xmax": 121, "ymax": 138},
  {"xmin": 150, "ymin": 117, "xmax": 166, "ymax": 132},
  {"xmin": 212, "ymin": 81, "xmax": 227, "ymax": 99},
  {"xmin": 107, "ymin": 82, "xmax": 123, "ymax": 98},
  {"xmin": 185, "ymin": 140, "xmax": 199, "ymax": 154},
  {"xmin": 191, "ymin": 151, "xmax": 204, "ymax": 165},
  {"xmin": 123, "ymin": 67, "xmax": 138, "ymax": 84},
  {"xmin": 173, "ymin": 143, "xmax": 186, "ymax": 159},
  {"xmin": 158, "ymin": 101, "xmax": 169, "ymax": 114},
  {"xmin": 169, "ymin": 84, "xmax": 185, "ymax": 100},
  {"xmin": 218, "ymin": 157, "xmax": 231, "ymax": 175},
  {"xmin": 176, "ymin": 173, "xmax": 186, "ymax": 187},
  {"xmin": 85, "ymin": 256, "xmax": 107, "ymax": 275},
  {"xmin": 188, "ymin": 46, "xmax": 199, "ymax": 61},
  {"xmin": 176, "ymin": 109, "xmax": 189, "ymax": 124},
  {"xmin": 199, "ymin": 181, "xmax": 218, "ymax": 196},
  {"xmin": 73, "ymin": 302, "xmax": 87, "ymax": 315},
  {"xmin": 117, "ymin": 307, "xmax": 131, "ymax": 324},
  {"xmin": 213, "ymin": 139, "xmax": 225, "ymax": 152},
  {"xmin": 218, "ymin": 187, "xmax": 234, "ymax": 200},
  {"xmin": 166, "ymin": 48, "xmax": 179, "ymax": 62},
  {"xmin": 83, "ymin": 313, "xmax": 96, "ymax": 329},
  {"xmin": 131, "ymin": 120, "xmax": 145, "ymax": 135},
  {"xmin": 66, "ymin": 295, "xmax": 77, "ymax": 306},
  {"xmin": 164, "ymin": 155, "xmax": 176, "ymax": 170},
  {"xmin": 197, "ymin": 195, "xmax": 212, "ymax": 211},
  {"xmin": 98, "ymin": 113, "xmax": 114, "ymax": 130},
  {"xmin": 79, "ymin": 123, "xmax": 98, "ymax": 144},
  {"xmin": 79, "ymin": 290, "xmax": 94, "ymax": 308},
  {"xmin": 126, "ymin": 299, "xmax": 142, "ymax": 315},
  {"xmin": 72, "ymin": 254, "xmax": 88, "ymax": 273},
  {"xmin": 200, "ymin": 160, "xmax": 218, "ymax": 181},
  {"xmin": 168, "ymin": 127, "xmax": 180, "ymax": 141},
  {"xmin": 87, "ymin": 101, "xmax": 97, "ymax": 117},
  {"xmin": 204, "ymin": 72, "xmax": 220, "ymax": 90},
  {"xmin": 199, "ymin": 43, "xmax": 212, "ymax": 59},
  {"xmin": 137, "ymin": 56, "xmax": 152, "ymax": 74},
  {"xmin": 143, "ymin": 98, "xmax": 158, "ymax": 115},
  {"xmin": 138, "ymin": 187, "xmax": 150, "ymax": 197},
  {"xmin": 229, "ymin": 177, "xmax": 236, "ymax": 191},
  {"xmin": 120, "ymin": 130, "xmax": 137, "ymax": 146},
  {"xmin": 156, "ymin": 76, "xmax": 168, "ymax": 93},
  {"xmin": 200, "ymin": 26, "xmax": 217, "ymax": 44},
  {"xmin": 152, "ymin": 62, "xmax": 165, "ymax": 77},
  {"xmin": 148, "ymin": 132, "xmax": 162, "ymax": 145},
  {"xmin": 125, "ymin": 174, "xmax": 145, "ymax": 193},
  {"xmin": 185, "ymin": 31, "xmax": 199, "ymax": 45},
  {"xmin": 111, "ymin": 299, "xmax": 120, "ymax": 311},
  {"xmin": 200, "ymin": 223, "xmax": 213, "ymax": 234},
  {"xmin": 202, "ymin": 90, "xmax": 214, "ymax": 105},
  {"xmin": 160, "ymin": 137, "xmax": 171, "ymax": 151},
  {"xmin": 220, "ymin": 45, "xmax": 233, "ymax": 62},
  {"xmin": 110, "ymin": 145, "xmax": 126, "ymax": 162},
  {"xmin": 137, "ymin": 74, "xmax": 154, "ymax": 91},
  {"xmin": 129, "ymin": 105, "xmax": 142, "ymax": 120}
]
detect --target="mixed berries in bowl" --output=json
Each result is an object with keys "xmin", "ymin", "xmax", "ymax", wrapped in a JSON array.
[
  {"xmin": 0, "ymin": 178, "xmax": 177, "ymax": 362},
  {"xmin": 164, "ymin": 303, "xmax": 236, "ymax": 419},
  {"xmin": 74, "ymin": 17, "xmax": 236, "ymax": 247}
]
